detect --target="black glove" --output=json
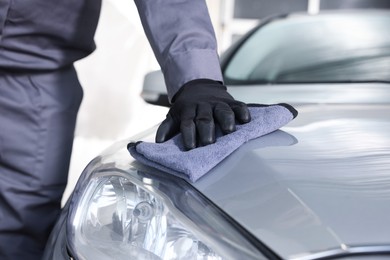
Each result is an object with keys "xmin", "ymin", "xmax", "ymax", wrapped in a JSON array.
[{"xmin": 155, "ymin": 79, "xmax": 251, "ymax": 150}]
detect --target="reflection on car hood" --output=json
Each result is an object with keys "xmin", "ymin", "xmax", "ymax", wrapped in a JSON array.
[
  {"xmin": 101, "ymin": 101, "xmax": 390, "ymax": 259},
  {"xmin": 193, "ymin": 103, "xmax": 390, "ymax": 259}
]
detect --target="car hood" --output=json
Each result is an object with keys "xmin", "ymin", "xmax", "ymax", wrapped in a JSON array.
[
  {"xmin": 192, "ymin": 103, "xmax": 390, "ymax": 259},
  {"xmin": 102, "ymin": 102, "xmax": 390, "ymax": 259}
]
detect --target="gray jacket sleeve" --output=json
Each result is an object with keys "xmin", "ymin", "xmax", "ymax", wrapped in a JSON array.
[{"xmin": 134, "ymin": 0, "xmax": 223, "ymax": 102}]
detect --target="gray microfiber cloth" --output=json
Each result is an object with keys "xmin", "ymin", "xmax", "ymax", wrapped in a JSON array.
[{"xmin": 128, "ymin": 103, "xmax": 298, "ymax": 182}]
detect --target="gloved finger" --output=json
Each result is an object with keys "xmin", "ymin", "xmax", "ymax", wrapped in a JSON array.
[
  {"xmin": 180, "ymin": 106, "xmax": 197, "ymax": 150},
  {"xmin": 181, "ymin": 120, "xmax": 197, "ymax": 150},
  {"xmin": 214, "ymin": 102, "xmax": 236, "ymax": 134},
  {"xmin": 155, "ymin": 113, "xmax": 179, "ymax": 143},
  {"xmin": 195, "ymin": 103, "xmax": 215, "ymax": 146},
  {"xmin": 231, "ymin": 101, "xmax": 251, "ymax": 124}
]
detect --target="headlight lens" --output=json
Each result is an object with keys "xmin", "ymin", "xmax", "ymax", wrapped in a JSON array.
[{"xmin": 68, "ymin": 165, "xmax": 268, "ymax": 260}]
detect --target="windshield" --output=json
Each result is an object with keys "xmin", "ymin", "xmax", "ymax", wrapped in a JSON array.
[{"xmin": 224, "ymin": 12, "xmax": 390, "ymax": 84}]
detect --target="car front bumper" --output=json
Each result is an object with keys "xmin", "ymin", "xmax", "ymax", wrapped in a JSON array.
[{"xmin": 43, "ymin": 201, "xmax": 72, "ymax": 260}]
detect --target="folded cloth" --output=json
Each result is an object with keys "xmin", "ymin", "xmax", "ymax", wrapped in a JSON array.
[{"xmin": 128, "ymin": 103, "xmax": 298, "ymax": 182}]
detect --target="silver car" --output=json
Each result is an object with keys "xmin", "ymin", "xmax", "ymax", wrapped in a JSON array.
[{"xmin": 44, "ymin": 10, "xmax": 390, "ymax": 260}]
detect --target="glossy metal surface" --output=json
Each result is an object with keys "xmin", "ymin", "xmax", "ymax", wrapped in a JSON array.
[
  {"xmin": 192, "ymin": 99, "xmax": 390, "ymax": 259},
  {"xmin": 86, "ymin": 80, "xmax": 390, "ymax": 259},
  {"xmin": 42, "ymin": 82, "xmax": 388, "ymax": 260},
  {"xmin": 93, "ymin": 82, "xmax": 390, "ymax": 259}
]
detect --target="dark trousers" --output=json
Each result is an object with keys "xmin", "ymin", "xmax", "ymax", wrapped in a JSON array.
[{"xmin": 0, "ymin": 66, "xmax": 83, "ymax": 259}]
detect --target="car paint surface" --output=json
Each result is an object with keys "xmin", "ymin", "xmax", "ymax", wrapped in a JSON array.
[
  {"xmin": 193, "ymin": 100, "xmax": 390, "ymax": 259},
  {"xmin": 78, "ymin": 82, "xmax": 390, "ymax": 259}
]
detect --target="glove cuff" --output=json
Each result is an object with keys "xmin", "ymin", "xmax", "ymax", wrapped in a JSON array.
[{"xmin": 172, "ymin": 79, "xmax": 226, "ymax": 103}]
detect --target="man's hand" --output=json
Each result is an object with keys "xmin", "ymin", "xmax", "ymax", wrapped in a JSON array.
[{"xmin": 155, "ymin": 79, "xmax": 251, "ymax": 150}]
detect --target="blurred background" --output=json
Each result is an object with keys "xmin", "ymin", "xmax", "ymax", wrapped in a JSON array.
[{"xmin": 64, "ymin": 0, "xmax": 390, "ymax": 204}]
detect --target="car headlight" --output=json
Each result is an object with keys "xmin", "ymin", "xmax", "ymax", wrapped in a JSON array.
[{"xmin": 67, "ymin": 158, "xmax": 270, "ymax": 260}]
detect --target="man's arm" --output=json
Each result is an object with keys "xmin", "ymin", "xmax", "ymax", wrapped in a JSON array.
[
  {"xmin": 134, "ymin": 0, "xmax": 222, "ymax": 101},
  {"xmin": 135, "ymin": 0, "xmax": 250, "ymax": 149}
]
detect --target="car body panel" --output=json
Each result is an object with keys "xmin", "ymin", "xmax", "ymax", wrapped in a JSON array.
[
  {"xmin": 192, "ymin": 101, "xmax": 390, "ymax": 259},
  {"xmin": 226, "ymin": 83, "xmax": 390, "ymax": 104},
  {"xmin": 44, "ymin": 82, "xmax": 390, "ymax": 259},
  {"xmin": 92, "ymin": 82, "xmax": 390, "ymax": 259}
]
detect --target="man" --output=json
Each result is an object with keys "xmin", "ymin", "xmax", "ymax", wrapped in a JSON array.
[{"xmin": 0, "ymin": 0, "xmax": 250, "ymax": 258}]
